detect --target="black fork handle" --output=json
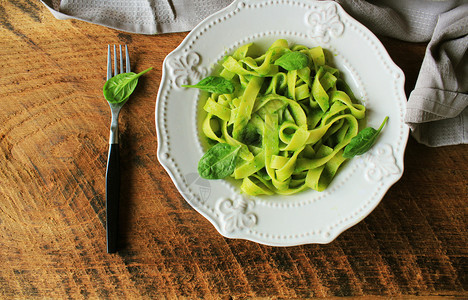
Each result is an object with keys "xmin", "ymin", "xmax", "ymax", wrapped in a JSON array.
[{"xmin": 105, "ymin": 143, "xmax": 120, "ymax": 253}]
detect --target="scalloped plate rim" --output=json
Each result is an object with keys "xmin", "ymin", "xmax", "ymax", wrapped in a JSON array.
[{"xmin": 155, "ymin": 0, "xmax": 409, "ymax": 246}]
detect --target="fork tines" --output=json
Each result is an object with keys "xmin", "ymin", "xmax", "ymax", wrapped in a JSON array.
[{"xmin": 107, "ymin": 45, "xmax": 131, "ymax": 80}]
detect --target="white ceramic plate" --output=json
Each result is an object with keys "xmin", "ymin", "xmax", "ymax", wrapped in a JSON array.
[{"xmin": 156, "ymin": 0, "xmax": 409, "ymax": 246}]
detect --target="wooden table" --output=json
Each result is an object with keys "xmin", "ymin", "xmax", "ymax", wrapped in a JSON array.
[{"xmin": 0, "ymin": 2, "xmax": 466, "ymax": 298}]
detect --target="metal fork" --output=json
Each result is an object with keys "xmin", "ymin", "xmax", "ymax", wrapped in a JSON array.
[{"xmin": 105, "ymin": 45, "xmax": 130, "ymax": 253}]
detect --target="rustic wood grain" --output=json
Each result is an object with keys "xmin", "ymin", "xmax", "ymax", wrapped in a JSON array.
[{"xmin": 0, "ymin": 1, "xmax": 466, "ymax": 298}]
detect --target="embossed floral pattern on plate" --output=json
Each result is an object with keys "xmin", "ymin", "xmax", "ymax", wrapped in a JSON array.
[
  {"xmin": 167, "ymin": 51, "xmax": 207, "ymax": 88},
  {"xmin": 217, "ymin": 196, "xmax": 257, "ymax": 233},
  {"xmin": 305, "ymin": 4, "xmax": 345, "ymax": 43}
]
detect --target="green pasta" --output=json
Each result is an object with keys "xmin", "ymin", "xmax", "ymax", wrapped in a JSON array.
[{"xmin": 198, "ymin": 39, "xmax": 366, "ymax": 195}]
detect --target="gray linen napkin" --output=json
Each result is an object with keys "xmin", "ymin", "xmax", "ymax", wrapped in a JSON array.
[
  {"xmin": 337, "ymin": 0, "xmax": 468, "ymax": 146},
  {"xmin": 40, "ymin": 0, "xmax": 233, "ymax": 34},
  {"xmin": 40, "ymin": 0, "xmax": 468, "ymax": 146},
  {"xmin": 405, "ymin": 4, "xmax": 468, "ymax": 146}
]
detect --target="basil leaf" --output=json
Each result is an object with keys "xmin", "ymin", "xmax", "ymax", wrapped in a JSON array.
[
  {"xmin": 274, "ymin": 51, "xmax": 309, "ymax": 71},
  {"xmin": 182, "ymin": 76, "xmax": 234, "ymax": 94},
  {"xmin": 343, "ymin": 116, "xmax": 389, "ymax": 158},
  {"xmin": 103, "ymin": 67, "xmax": 152, "ymax": 103},
  {"xmin": 198, "ymin": 143, "xmax": 241, "ymax": 179}
]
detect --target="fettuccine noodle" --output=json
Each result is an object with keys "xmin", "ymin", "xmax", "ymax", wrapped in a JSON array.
[{"xmin": 201, "ymin": 39, "xmax": 365, "ymax": 195}]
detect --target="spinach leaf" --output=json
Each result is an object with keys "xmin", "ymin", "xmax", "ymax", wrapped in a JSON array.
[
  {"xmin": 240, "ymin": 123, "xmax": 262, "ymax": 147},
  {"xmin": 198, "ymin": 143, "xmax": 241, "ymax": 179},
  {"xmin": 182, "ymin": 76, "xmax": 234, "ymax": 94},
  {"xmin": 274, "ymin": 51, "xmax": 309, "ymax": 71},
  {"xmin": 343, "ymin": 116, "xmax": 389, "ymax": 158},
  {"xmin": 103, "ymin": 67, "xmax": 152, "ymax": 104}
]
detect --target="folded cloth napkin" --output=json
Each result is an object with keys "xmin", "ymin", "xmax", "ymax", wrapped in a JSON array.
[
  {"xmin": 406, "ymin": 4, "xmax": 467, "ymax": 146},
  {"xmin": 40, "ymin": 0, "xmax": 467, "ymax": 146},
  {"xmin": 337, "ymin": 0, "xmax": 468, "ymax": 146},
  {"xmin": 40, "ymin": 0, "xmax": 233, "ymax": 34}
]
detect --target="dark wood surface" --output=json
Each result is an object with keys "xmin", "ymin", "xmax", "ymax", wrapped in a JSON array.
[{"xmin": 0, "ymin": 1, "xmax": 466, "ymax": 298}]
